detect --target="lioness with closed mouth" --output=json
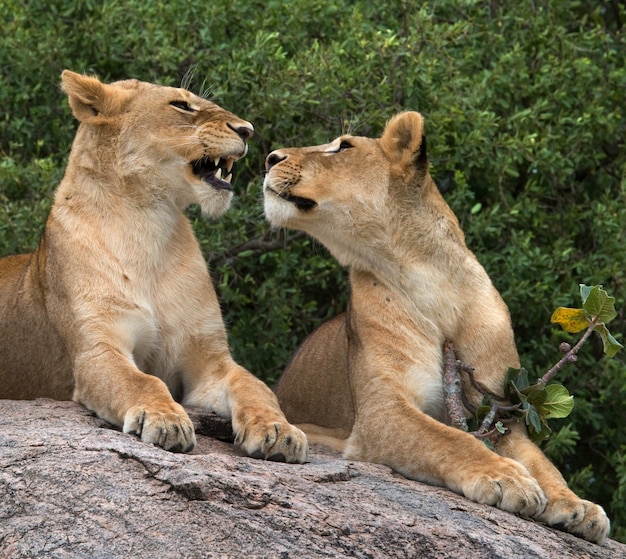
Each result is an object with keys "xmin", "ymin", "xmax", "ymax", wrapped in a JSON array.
[
  {"xmin": 0, "ymin": 71, "xmax": 307, "ymax": 462},
  {"xmin": 263, "ymin": 111, "xmax": 609, "ymax": 542}
]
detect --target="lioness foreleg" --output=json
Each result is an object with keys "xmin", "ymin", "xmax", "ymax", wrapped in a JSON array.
[
  {"xmin": 496, "ymin": 422, "xmax": 610, "ymax": 543},
  {"xmin": 183, "ymin": 358, "xmax": 308, "ymax": 463},
  {"xmin": 345, "ymin": 388, "xmax": 547, "ymax": 517},
  {"xmin": 73, "ymin": 346, "xmax": 196, "ymax": 452}
]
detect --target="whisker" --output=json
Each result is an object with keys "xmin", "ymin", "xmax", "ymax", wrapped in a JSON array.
[
  {"xmin": 181, "ymin": 64, "xmax": 198, "ymax": 91},
  {"xmin": 200, "ymin": 81, "xmax": 217, "ymax": 100}
]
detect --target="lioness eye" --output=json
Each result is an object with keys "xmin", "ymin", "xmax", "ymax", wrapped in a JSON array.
[
  {"xmin": 170, "ymin": 101, "xmax": 194, "ymax": 112},
  {"xmin": 337, "ymin": 140, "xmax": 353, "ymax": 152}
]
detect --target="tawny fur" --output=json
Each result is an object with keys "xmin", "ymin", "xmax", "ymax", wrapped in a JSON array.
[
  {"xmin": 263, "ymin": 111, "xmax": 609, "ymax": 542},
  {"xmin": 0, "ymin": 70, "xmax": 307, "ymax": 462}
]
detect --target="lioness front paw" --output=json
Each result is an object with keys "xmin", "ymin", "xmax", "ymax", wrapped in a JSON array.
[
  {"xmin": 538, "ymin": 497, "xmax": 610, "ymax": 545},
  {"xmin": 465, "ymin": 458, "xmax": 547, "ymax": 517},
  {"xmin": 123, "ymin": 404, "xmax": 196, "ymax": 453},
  {"xmin": 235, "ymin": 421, "xmax": 308, "ymax": 463}
]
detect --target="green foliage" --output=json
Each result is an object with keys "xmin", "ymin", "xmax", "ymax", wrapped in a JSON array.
[
  {"xmin": 552, "ymin": 284, "xmax": 623, "ymax": 356},
  {"xmin": 504, "ymin": 367, "xmax": 575, "ymax": 443},
  {"xmin": 489, "ymin": 285, "xmax": 620, "ymax": 444},
  {"xmin": 1, "ymin": 0, "xmax": 625, "ymax": 540}
]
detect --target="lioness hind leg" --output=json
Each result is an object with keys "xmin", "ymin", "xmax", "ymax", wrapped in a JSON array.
[
  {"xmin": 296, "ymin": 424, "xmax": 350, "ymax": 453},
  {"xmin": 184, "ymin": 361, "xmax": 308, "ymax": 463},
  {"xmin": 539, "ymin": 496, "xmax": 610, "ymax": 545},
  {"xmin": 497, "ymin": 422, "xmax": 610, "ymax": 544}
]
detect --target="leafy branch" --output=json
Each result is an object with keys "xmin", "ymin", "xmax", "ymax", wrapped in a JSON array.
[{"xmin": 444, "ymin": 284, "xmax": 623, "ymax": 446}]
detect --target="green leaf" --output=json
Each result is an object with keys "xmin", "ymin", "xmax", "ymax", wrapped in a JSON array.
[
  {"xmin": 550, "ymin": 307, "xmax": 589, "ymax": 333},
  {"xmin": 514, "ymin": 367, "xmax": 530, "ymax": 391},
  {"xmin": 524, "ymin": 402, "xmax": 543, "ymax": 433},
  {"xmin": 524, "ymin": 384, "xmax": 548, "ymax": 407},
  {"xmin": 539, "ymin": 384, "xmax": 575, "ymax": 419},
  {"xmin": 510, "ymin": 384, "xmax": 527, "ymax": 407},
  {"xmin": 503, "ymin": 367, "xmax": 520, "ymax": 399},
  {"xmin": 529, "ymin": 422, "xmax": 552, "ymax": 444},
  {"xmin": 476, "ymin": 405, "xmax": 492, "ymax": 421},
  {"xmin": 470, "ymin": 202, "xmax": 482, "ymax": 214},
  {"xmin": 594, "ymin": 323, "xmax": 624, "ymax": 358},
  {"xmin": 495, "ymin": 421, "xmax": 507, "ymax": 434},
  {"xmin": 466, "ymin": 416, "xmax": 479, "ymax": 432},
  {"xmin": 580, "ymin": 284, "xmax": 617, "ymax": 324},
  {"xmin": 506, "ymin": 367, "xmax": 532, "ymax": 402},
  {"xmin": 579, "ymin": 284, "xmax": 595, "ymax": 306}
]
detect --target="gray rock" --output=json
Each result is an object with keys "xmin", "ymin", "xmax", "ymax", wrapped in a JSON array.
[{"xmin": 0, "ymin": 399, "xmax": 623, "ymax": 559}]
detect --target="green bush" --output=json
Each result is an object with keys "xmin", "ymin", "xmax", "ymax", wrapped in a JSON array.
[{"xmin": 1, "ymin": 0, "xmax": 625, "ymax": 541}]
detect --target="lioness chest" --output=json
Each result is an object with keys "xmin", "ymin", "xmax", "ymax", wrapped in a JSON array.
[
  {"xmin": 47, "ymin": 207, "xmax": 226, "ymax": 387},
  {"xmin": 350, "ymin": 268, "xmax": 471, "ymax": 423}
]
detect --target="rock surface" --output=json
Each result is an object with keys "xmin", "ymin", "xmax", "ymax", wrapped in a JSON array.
[{"xmin": 0, "ymin": 398, "xmax": 624, "ymax": 559}]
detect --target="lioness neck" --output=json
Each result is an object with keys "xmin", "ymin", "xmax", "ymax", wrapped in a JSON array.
[
  {"xmin": 353, "ymin": 180, "xmax": 481, "ymax": 291},
  {"xmin": 51, "ymin": 130, "xmax": 191, "ymax": 275},
  {"xmin": 56, "ymin": 125, "xmax": 187, "ymax": 212},
  {"xmin": 347, "ymin": 179, "xmax": 498, "ymax": 343}
]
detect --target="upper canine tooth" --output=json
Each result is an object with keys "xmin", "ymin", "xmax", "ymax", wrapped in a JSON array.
[
  {"xmin": 215, "ymin": 168, "xmax": 223, "ymax": 180},
  {"xmin": 214, "ymin": 158, "xmax": 220, "ymax": 167},
  {"xmin": 225, "ymin": 160, "xmax": 234, "ymax": 173}
]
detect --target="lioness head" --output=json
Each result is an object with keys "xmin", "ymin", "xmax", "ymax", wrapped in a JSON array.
[
  {"xmin": 263, "ymin": 112, "xmax": 437, "ymax": 268},
  {"xmin": 61, "ymin": 70, "xmax": 253, "ymax": 217}
]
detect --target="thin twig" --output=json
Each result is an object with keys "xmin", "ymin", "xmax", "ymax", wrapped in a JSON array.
[
  {"xmin": 462, "ymin": 364, "xmax": 505, "ymax": 401},
  {"xmin": 472, "ymin": 427, "xmax": 500, "ymax": 440},
  {"xmin": 443, "ymin": 341, "xmax": 521, "ymax": 442},
  {"xmin": 541, "ymin": 319, "xmax": 597, "ymax": 385}
]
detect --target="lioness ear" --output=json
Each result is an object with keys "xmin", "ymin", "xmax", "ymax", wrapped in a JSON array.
[
  {"xmin": 380, "ymin": 111, "xmax": 427, "ymax": 166},
  {"xmin": 61, "ymin": 70, "xmax": 122, "ymax": 123}
]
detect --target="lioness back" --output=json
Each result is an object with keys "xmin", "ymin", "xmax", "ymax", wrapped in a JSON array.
[
  {"xmin": 0, "ymin": 252, "xmax": 73, "ymax": 399},
  {"xmin": 275, "ymin": 313, "xmax": 353, "ymax": 432}
]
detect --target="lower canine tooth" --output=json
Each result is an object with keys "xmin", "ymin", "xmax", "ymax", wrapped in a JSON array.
[
  {"xmin": 225, "ymin": 173, "xmax": 233, "ymax": 183},
  {"xmin": 215, "ymin": 168, "xmax": 223, "ymax": 180}
]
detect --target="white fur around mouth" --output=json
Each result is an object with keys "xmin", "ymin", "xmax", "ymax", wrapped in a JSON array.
[{"xmin": 191, "ymin": 157, "xmax": 235, "ymax": 190}]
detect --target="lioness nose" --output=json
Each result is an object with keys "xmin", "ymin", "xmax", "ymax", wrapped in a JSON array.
[
  {"xmin": 265, "ymin": 151, "xmax": 287, "ymax": 171},
  {"xmin": 228, "ymin": 122, "xmax": 254, "ymax": 142}
]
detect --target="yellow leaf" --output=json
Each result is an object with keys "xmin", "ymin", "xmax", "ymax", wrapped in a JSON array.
[{"xmin": 550, "ymin": 307, "xmax": 589, "ymax": 333}]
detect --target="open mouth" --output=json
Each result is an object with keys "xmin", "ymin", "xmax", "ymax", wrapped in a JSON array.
[
  {"xmin": 268, "ymin": 187, "xmax": 317, "ymax": 211},
  {"xmin": 191, "ymin": 157, "xmax": 235, "ymax": 191}
]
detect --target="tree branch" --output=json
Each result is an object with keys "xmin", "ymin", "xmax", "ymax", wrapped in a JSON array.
[
  {"xmin": 208, "ymin": 231, "xmax": 308, "ymax": 266},
  {"xmin": 443, "ymin": 340, "xmax": 469, "ymax": 432},
  {"xmin": 226, "ymin": 232, "xmax": 307, "ymax": 257}
]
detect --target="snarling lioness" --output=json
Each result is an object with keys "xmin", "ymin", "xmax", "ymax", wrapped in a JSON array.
[
  {"xmin": 0, "ymin": 71, "xmax": 307, "ymax": 462},
  {"xmin": 263, "ymin": 111, "xmax": 609, "ymax": 542}
]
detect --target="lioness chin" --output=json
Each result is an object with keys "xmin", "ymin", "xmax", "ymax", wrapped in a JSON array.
[
  {"xmin": 0, "ymin": 71, "xmax": 307, "ymax": 462},
  {"xmin": 263, "ymin": 111, "xmax": 609, "ymax": 543}
]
